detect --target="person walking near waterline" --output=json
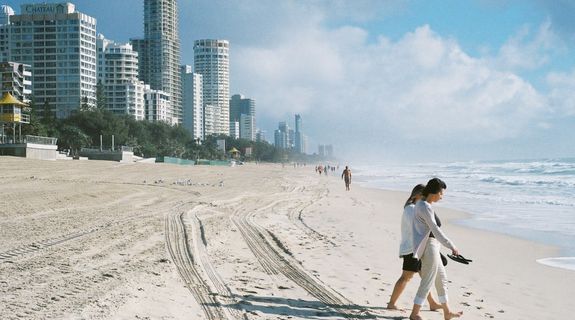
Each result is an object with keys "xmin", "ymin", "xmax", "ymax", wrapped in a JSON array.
[
  {"xmin": 387, "ymin": 184, "xmax": 442, "ymax": 311},
  {"xmin": 341, "ymin": 166, "xmax": 352, "ymax": 191},
  {"xmin": 410, "ymin": 178, "xmax": 463, "ymax": 320}
]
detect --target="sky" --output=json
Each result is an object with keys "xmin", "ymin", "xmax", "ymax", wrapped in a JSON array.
[{"xmin": 3, "ymin": 0, "xmax": 575, "ymax": 162}]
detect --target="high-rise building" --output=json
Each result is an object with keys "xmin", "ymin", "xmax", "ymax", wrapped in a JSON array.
[
  {"xmin": 181, "ymin": 65, "xmax": 204, "ymax": 140},
  {"xmin": 131, "ymin": 0, "xmax": 182, "ymax": 124},
  {"xmin": 0, "ymin": 5, "xmax": 14, "ymax": 62},
  {"xmin": 239, "ymin": 114, "xmax": 255, "ymax": 141},
  {"xmin": 144, "ymin": 86, "xmax": 170, "ymax": 122},
  {"xmin": 256, "ymin": 129, "xmax": 267, "ymax": 143},
  {"xmin": 230, "ymin": 94, "xmax": 254, "ymax": 121},
  {"xmin": 203, "ymin": 104, "xmax": 218, "ymax": 137},
  {"xmin": 97, "ymin": 34, "xmax": 146, "ymax": 121},
  {"xmin": 294, "ymin": 114, "xmax": 305, "ymax": 154},
  {"xmin": 9, "ymin": 3, "xmax": 97, "ymax": 118},
  {"xmin": 0, "ymin": 61, "xmax": 32, "ymax": 103},
  {"xmin": 230, "ymin": 94, "xmax": 255, "ymax": 141},
  {"xmin": 229, "ymin": 120, "xmax": 239, "ymax": 139},
  {"xmin": 194, "ymin": 39, "xmax": 230, "ymax": 136},
  {"xmin": 275, "ymin": 121, "xmax": 291, "ymax": 149}
]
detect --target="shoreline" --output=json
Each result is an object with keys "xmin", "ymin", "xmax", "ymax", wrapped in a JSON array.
[
  {"xmin": 353, "ymin": 175, "xmax": 575, "ymax": 272},
  {"xmin": 1, "ymin": 157, "xmax": 573, "ymax": 319}
]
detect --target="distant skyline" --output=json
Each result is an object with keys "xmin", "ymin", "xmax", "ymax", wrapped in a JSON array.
[{"xmin": 3, "ymin": 0, "xmax": 575, "ymax": 162}]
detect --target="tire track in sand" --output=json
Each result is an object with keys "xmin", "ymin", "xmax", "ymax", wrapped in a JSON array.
[
  {"xmin": 165, "ymin": 203, "xmax": 232, "ymax": 320},
  {"xmin": 231, "ymin": 195, "xmax": 376, "ymax": 319}
]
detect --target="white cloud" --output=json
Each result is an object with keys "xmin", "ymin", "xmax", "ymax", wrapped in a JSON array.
[
  {"xmin": 234, "ymin": 22, "xmax": 546, "ymax": 147},
  {"xmin": 547, "ymin": 70, "xmax": 575, "ymax": 116},
  {"xmin": 492, "ymin": 20, "xmax": 563, "ymax": 71}
]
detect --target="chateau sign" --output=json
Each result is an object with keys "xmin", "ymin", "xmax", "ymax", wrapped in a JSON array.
[{"xmin": 22, "ymin": 3, "xmax": 73, "ymax": 15}]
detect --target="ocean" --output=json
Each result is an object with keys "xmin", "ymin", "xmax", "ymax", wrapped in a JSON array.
[{"xmin": 353, "ymin": 158, "xmax": 575, "ymax": 272}]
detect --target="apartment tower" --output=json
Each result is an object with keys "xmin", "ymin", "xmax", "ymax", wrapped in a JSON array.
[
  {"xmin": 181, "ymin": 65, "xmax": 204, "ymax": 140},
  {"xmin": 193, "ymin": 39, "xmax": 230, "ymax": 136},
  {"xmin": 9, "ymin": 3, "xmax": 97, "ymax": 118},
  {"xmin": 97, "ymin": 35, "xmax": 146, "ymax": 120},
  {"xmin": 230, "ymin": 94, "xmax": 255, "ymax": 141},
  {"xmin": 131, "ymin": 0, "xmax": 181, "ymax": 124}
]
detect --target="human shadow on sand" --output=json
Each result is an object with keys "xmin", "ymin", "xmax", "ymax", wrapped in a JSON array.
[{"xmin": 207, "ymin": 294, "xmax": 404, "ymax": 319}]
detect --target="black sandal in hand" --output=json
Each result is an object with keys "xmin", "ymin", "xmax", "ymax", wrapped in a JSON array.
[{"xmin": 447, "ymin": 254, "xmax": 473, "ymax": 264}]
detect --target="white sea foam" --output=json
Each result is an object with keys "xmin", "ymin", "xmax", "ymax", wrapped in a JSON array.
[
  {"xmin": 537, "ymin": 257, "xmax": 575, "ymax": 271},
  {"xmin": 354, "ymin": 158, "xmax": 575, "ymax": 268}
]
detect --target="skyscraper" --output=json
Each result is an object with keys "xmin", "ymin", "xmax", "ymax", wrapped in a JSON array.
[
  {"xmin": 97, "ymin": 34, "xmax": 146, "ymax": 120},
  {"xmin": 294, "ymin": 114, "xmax": 305, "ymax": 154},
  {"xmin": 275, "ymin": 121, "xmax": 291, "ymax": 149},
  {"xmin": 0, "ymin": 5, "xmax": 14, "ymax": 62},
  {"xmin": 9, "ymin": 3, "xmax": 97, "ymax": 118},
  {"xmin": 230, "ymin": 94, "xmax": 255, "ymax": 141},
  {"xmin": 131, "ymin": 0, "xmax": 181, "ymax": 124},
  {"xmin": 181, "ymin": 65, "xmax": 204, "ymax": 140},
  {"xmin": 194, "ymin": 39, "xmax": 230, "ymax": 136}
]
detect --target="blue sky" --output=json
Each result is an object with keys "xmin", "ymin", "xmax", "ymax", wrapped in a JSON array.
[{"xmin": 3, "ymin": 0, "xmax": 575, "ymax": 162}]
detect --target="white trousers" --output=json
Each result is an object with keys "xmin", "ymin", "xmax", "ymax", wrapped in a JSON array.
[{"xmin": 414, "ymin": 237, "xmax": 449, "ymax": 305}]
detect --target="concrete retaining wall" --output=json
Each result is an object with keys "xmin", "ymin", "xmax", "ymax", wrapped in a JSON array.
[{"xmin": 0, "ymin": 143, "xmax": 57, "ymax": 160}]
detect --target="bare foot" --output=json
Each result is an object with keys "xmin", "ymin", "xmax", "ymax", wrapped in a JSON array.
[
  {"xmin": 445, "ymin": 311, "xmax": 463, "ymax": 319},
  {"xmin": 409, "ymin": 315, "xmax": 424, "ymax": 320},
  {"xmin": 429, "ymin": 302, "xmax": 442, "ymax": 311},
  {"xmin": 386, "ymin": 303, "xmax": 404, "ymax": 311}
]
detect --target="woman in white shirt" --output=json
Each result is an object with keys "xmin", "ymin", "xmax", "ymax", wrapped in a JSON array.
[
  {"xmin": 387, "ymin": 184, "xmax": 441, "ymax": 310},
  {"xmin": 409, "ymin": 178, "xmax": 462, "ymax": 320}
]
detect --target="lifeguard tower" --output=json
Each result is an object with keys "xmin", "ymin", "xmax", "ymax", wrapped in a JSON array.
[
  {"xmin": 0, "ymin": 92, "xmax": 58, "ymax": 160},
  {"xmin": 0, "ymin": 92, "xmax": 29, "ymax": 143},
  {"xmin": 228, "ymin": 147, "xmax": 241, "ymax": 159}
]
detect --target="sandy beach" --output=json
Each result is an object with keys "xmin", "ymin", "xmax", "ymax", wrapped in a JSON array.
[{"xmin": 0, "ymin": 157, "xmax": 573, "ymax": 319}]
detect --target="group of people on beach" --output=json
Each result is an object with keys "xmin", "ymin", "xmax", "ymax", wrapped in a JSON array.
[
  {"xmin": 315, "ymin": 164, "xmax": 339, "ymax": 175},
  {"xmin": 387, "ymin": 178, "xmax": 463, "ymax": 320}
]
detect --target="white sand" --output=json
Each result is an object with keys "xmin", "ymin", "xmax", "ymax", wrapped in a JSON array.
[{"xmin": 0, "ymin": 157, "xmax": 572, "ymax": 319}]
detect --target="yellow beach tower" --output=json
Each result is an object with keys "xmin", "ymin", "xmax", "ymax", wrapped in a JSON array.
[{"xmin": 0, "ymin": 92, "xmax": 29, "ymax": 144}]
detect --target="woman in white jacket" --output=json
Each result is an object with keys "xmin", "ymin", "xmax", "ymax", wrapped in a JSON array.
[
  {"xmin": 409, "ymin": 178, "xmax": 463, "ymax": 320},
  {"xmin": 387, "ymin": 184, "xmax": 441, "ymax": 311}
]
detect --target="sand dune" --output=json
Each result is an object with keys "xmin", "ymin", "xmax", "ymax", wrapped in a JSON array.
[{"xmin": 0, "ymin": 157, "xmax": 572, "ymax": 319}]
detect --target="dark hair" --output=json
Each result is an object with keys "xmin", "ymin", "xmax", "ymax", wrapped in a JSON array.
[
  {"xmin": 404, "ymin": 184, "xmax": 425, "ymax": 208},
  {"xmin": 422, "ymin": 178, "xmax": 447, "ymax": 197}
]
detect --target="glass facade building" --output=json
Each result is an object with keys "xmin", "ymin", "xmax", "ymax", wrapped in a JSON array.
[{"xmin": 9, "ymin": 3, "xmax": 97, "ymax": 118}]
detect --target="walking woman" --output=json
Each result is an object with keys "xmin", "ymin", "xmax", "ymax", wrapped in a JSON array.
[
  {"xmin": 387, "ymin": 184, "xmax": 441, "ymax": 310},
  {"xmin": 409, "ymin": 178, "xmax": 463, "ymax": 320}
]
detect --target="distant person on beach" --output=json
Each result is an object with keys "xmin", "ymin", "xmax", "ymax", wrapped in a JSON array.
[
  {"xmin": 387, "ymin": 184, "xmax": 442, "ymax": 311},
  {"xmin": 410, "ymin": 178, "xmax": 463, "ymax": 320},
  {"xmin": 341, "ymin": 166, "xmax": 352, "ymax": 190}
]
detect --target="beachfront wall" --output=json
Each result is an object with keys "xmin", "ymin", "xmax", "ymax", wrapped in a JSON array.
[
  {"xmin": 156, "ymin": 156, "xmax": 195, "ymax": 165},
  {"xmin": 79, "ymin": 148, "xmax": 134, "ymax": 162},
  {"xmin": 0, "ymin": 143, "xmax": 57, "ymax": 160}
]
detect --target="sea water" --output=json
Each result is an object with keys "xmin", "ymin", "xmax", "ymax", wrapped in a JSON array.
[{"xmin": 354, "ymin": 158, "xmax": 575, "ymax": 271}]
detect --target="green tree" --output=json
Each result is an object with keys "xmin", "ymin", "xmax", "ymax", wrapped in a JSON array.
[
  {"xmin": 96, "ymin": 81, "xmax": 107, "ymax": 110},
  {"xmin": 58, "ymin": 125, "xmax": 91, "ymax": 157}
]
